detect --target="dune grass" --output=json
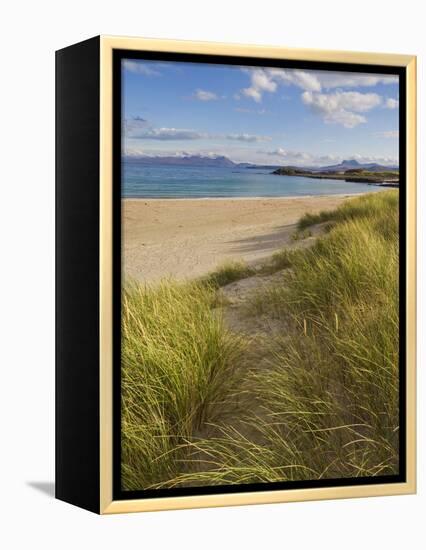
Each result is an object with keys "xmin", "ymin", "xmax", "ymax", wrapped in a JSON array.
[
  {"xmin": 246, "ymin": 209, "xmax": 399, "ymax": 479},
  {"xmin": 122, "ymin": 191, "xmax": 400, "ymax": 489},
  {"xmin": 298, "ymin": 189, "xmax": 398, "ymax": 230},
  {"xmin": 202, "ymin": 260, "xmax": 255, "ymax": 288},
  {"xmin": 291, "ymin": 228, "xmax": 313, "ymax": 241},
  {"xmin": 267, "ymin": 194, "xmax": 400, "ymax": 478},
  {"xmin": 257, "ymin": 249, "xmax": 295, "ymax": 275},
  {"xmin": 121, "ymin": 280, "xmax": 245, "ymax": 490}
]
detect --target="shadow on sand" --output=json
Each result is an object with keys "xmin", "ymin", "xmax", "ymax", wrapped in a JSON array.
[{"xmin": 226, "ymin": 223, "xmax": 297, "ymax": 254}]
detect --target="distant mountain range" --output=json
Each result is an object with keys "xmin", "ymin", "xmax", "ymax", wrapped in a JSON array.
[{"xmin": 124, "ymin": 154, "xmax": 398, "ymax": 172}]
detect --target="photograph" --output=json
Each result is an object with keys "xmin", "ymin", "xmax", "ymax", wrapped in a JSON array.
[
  {"xmin": 119, "ymin": 56, "xmax": 402, "ymax": 492},
  {"xmin": 3, "ymin": 0, "xmax": 421, "ymax": 542}
]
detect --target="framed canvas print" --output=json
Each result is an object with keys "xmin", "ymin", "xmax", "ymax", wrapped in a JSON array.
[{"xmin": 55, "ymin": 36, "xmax": 416, "ymax": 514}]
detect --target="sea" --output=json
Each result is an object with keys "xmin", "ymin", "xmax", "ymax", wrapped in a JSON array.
[{"xmin": 122, "ymin": 162, "xmax": 384, "ymax": 199}]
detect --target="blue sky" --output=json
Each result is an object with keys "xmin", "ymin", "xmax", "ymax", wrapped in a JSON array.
[{"xmin": 122, "ymin": 59, "xmax": 399, "ymax": 166}]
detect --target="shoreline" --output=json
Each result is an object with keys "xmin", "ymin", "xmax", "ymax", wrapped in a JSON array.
[
  {"xmin": 123, "ymin": 194, "xmax": 355, "ymax": 283},
  {"xmin": 122, "ymin": 191, "xmax": 379, "ymax": 202}
]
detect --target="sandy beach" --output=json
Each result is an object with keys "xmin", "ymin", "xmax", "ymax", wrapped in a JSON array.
[{"xmin": 123, "ymin": 195, "xmax": 352, "ymax": 282}]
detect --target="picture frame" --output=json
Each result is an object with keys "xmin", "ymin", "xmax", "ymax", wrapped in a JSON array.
[{"xmin": 56, "ymin": 35, "xmax": 416, "ymax": 514}]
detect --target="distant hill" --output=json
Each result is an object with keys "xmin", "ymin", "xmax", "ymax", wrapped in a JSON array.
[
  {"xmin": 239, "ymin": 159, "xmax": 398, "ymax": 172},
  {"xmin": 272, "ymin": 161, "xmax": 399, "ymax": 185},
  {"xmin": 316, "ymin": 159, "xmax": 399, "ymax": 172},
  {"xmin": 125, "ymin": 154, "xmax": 237, "ymax": 168}
]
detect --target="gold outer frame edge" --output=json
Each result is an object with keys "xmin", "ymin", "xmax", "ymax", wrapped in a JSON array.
[
  {"xmin": 99, "ymin": 36, "xmax": 114, "ymax": 514},
  {"xmin": 405, "ymin": 56, "xmax": 417, "ymax": 495},
  {"xmin": 99, "ymin": 36, "xmax": 416, "ymax": 515}
]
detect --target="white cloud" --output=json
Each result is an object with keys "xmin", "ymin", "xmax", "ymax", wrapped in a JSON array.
[
  {"xmin": 238, "ymin": 67, "xmax": 398, "ymax": 105},
  {"xmin": 124, "ymin": 149, "xmax": 224, "ymax": 159},
  {"xmin": 249, "ymin": 70, "xmax": 277, "ymax": 94},
  {"xmin": 313, "ymin": 72, "xmax": 398, "ymax": 90},
  {"xmin": 262, "ymin": 148, "xmax": 398, "ymax": 166},
  {"xmin": 348, "ymin": 153, "xmax": 398, "ymax": 165},
  {"xmin": 124, "ymin": 119, "xmax": 270, "ymax": 142},
  {"xmin": 226, "ymin": 133, "xmax": 271, "ymax": 143},
  {"xmin": 267, "ymin": 148, "xmax": 312, "ymax": 161},
  {"xmin": 127, "ymin": 126, "xmax": 208, "ymax": 140},
  {"xmin": 241, "ymin": 68, "xmax": 316, "ymax": 102},
  {"xmin": 240, "ymin": 68, "xmax": 322, "ymax": 103},
  {"xmin": 242, "ymin": 87, "xmax": 262, "ymax": 102},
  {"xmin": 303, "ymin": 90, "xmax": 382, "ymax": 113},
  {"xmin": 268, "ymin": 68, "xmax": 322, "ymax": 92},
  {"xmin": 241, "ymin": 69, "xmax": 278, "ymax": 102},
  {"xmin": 123, "ymin": 147, "xmax": 145, "ymax": 157},
  {"xmin": 316, "ymin": 154, "xmax": 340, "ymax": 163},
  {"xmin": 374, "ymin": 130, "xmax": 399, "ymax": 138},
  {"xmin": 193, "ymin": 89, "xmax": 219, "ymax": 101},
  {"xmin": 123, "ymin": 60, "xmax": 161, "ymax": 76},
  {"xmin": 302, "ymin": 90, "xmax": 382, "ymax": 128},
  {"xmin": 385, "ymin": 98, "xmax": 399, "ymax": 109}
]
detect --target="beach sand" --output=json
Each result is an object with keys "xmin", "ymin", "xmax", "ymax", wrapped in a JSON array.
[{"xmin": 123, "ymin": 195, "xmax": 352, "ymax": 283}]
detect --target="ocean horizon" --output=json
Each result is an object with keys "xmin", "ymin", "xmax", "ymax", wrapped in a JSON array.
[{"xmin": 122, "ymin": 162, "xmax": 384, "ymax": 199}]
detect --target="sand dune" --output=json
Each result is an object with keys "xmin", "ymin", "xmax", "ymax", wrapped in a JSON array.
[{"xmin": 123, "ymin": 195, "xmax": 352, "ymax": 283}]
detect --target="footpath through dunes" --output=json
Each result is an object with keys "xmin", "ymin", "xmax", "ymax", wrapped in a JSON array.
[
  {"xmin": 190, "ymin": 222, "xmax": 329, "ymax": 451},
  {"xmin": 216, "ymin": 221, "xmax": 327, "ymax": 337}
]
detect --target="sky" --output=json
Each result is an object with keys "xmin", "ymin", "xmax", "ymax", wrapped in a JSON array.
[{"xmin": 122, "ymin": 58, "xmax": 399, "ymax": 166}]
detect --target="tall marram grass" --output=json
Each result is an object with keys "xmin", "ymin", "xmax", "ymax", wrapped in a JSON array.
[
  {"xmin": 121, "ymin": 280, "xmax": 244, "ymax": 490},
  {"xmin": 202, "ymin": 260, "xmax": 255, "ymax": 288},
  {"xmin": 122, "ymin": 191, "xmax": 400, "ymax": 488},
  {"xmin": 298, "ymin": 189, "xmax": 398, "ymax": 231},
  {"xmin": 250, "ymin": 191, "xmax": 400, "ymax": 479},
  {"xmin": 151, "ymin": 191, "xmax": 400, "ymax": 487}
]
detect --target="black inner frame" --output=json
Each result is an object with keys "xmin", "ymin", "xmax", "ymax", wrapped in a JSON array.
[{"xmin": 112, "ymin": 49, "xmax": 407, "ymax": 501}]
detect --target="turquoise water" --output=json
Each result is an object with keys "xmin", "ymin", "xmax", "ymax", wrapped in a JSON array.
[{"xmin": 122, "ymin": 162, "xmax": 383, "ymax": 198}]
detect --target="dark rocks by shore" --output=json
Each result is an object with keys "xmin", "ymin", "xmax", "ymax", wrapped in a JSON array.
[{"xmin": 271, "ymin": 167, "xmax": 399, "ymax": 186}]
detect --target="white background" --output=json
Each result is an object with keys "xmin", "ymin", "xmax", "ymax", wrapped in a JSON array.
[{"xmin": 1, "ymin": 1, "xmax": 423, "ymax": 548}]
